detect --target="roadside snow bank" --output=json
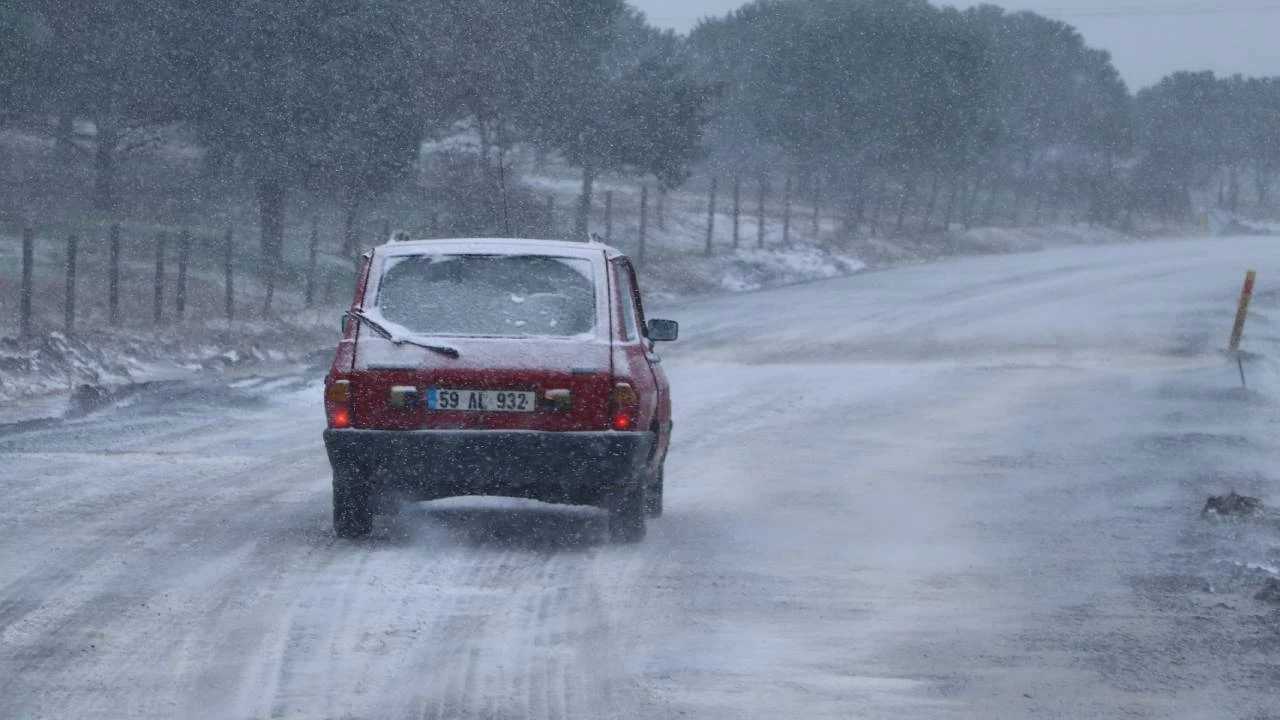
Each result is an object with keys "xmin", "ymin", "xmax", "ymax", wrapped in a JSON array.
[
  {"xmin": 640, "ymin": 246, "xmax": 866, "ymax": 302},
  {"xmin": 639, "ymin": 223, "xmax": 1154, "ymax": 301},
  {"xmin": 0, "ymin": 333, "xmax": 132, "ymax": 402},
  {"xmin": 0, "ymin": 317, "xmax": 334, "ymax": 411},
  {"xmin": 849, "ymin": 224, "xmax": 1138, "ymax": 266}
]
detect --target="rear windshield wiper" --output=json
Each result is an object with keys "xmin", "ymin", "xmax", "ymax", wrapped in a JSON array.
[{"xmin": 346, "ymin": 310, "xmax": 460, "ymax": 359}]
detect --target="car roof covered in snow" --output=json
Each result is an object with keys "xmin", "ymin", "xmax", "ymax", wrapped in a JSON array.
[{"xmin": 371, "ymin": 237, "xmax": 626, "ymax": 261}]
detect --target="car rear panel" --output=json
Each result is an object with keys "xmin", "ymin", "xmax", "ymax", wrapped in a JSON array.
[
  {"xmin": 324, "ymin": 428, "xmax": 652, "ymax": 504},
  {"xmin": 350, "ymin": 337, "xmax": 614, "ymax": 432}
]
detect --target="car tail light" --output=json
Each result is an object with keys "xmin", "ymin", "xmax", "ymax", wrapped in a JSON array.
[
  {"xmin": 326, "ymin": 379, "xmax": 352, "ymax": 429},
  {"xmin": 611, "ymin": 382, "xmax": 639, "ymax": 431}
]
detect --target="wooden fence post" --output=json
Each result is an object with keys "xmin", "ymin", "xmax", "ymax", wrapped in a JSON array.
[
  {"xmin": 757, "ymin": 177, "xmax": 767, "ymax": 249},
  {"xmin": 306, "ymin": 220, "xmax": 319, "ymax": 308},
  {"xmin": 869, "ymin": 179, "xmax": 886, "ymax": 228},
  {"xmin": 896, "ymin": 176, "xmax": 915, "ymax": 233},
  {"xmin": 942, "ymin": 180, "xmax": 959, "ymax": 230},
  {"xmin": 981, "ymin": 183, "xmax": 998, "ymax": 226},
  {"xmin": 961, "ymin": 181, "xmax": 975, "ymax": 230},
  {"xmin": 921, "ymin": 173, "xmax": 941, "ymax": 231},
  {"xmin": 705, "ymin": 177, "xmax": 718, "ymax": 257},
  {"xmin": 1009, "ymin": 186, "xmax": 1024, "ymax": 225},
  {"xmin": 732, "ymin": 177, "xmax": 741, "ymax": 249},
  {"xmin": 545, "ymin": 195, "xmax": 555, "ymax": 233},
  {"xmin": 108, "ymin": 224, "xmax": 121, "ymax": 327},
  {"xmin": 64, "ymin": 235, "xmax": 78, "ymax": 334},
  {"xmin": 20, "ymin": 228, "xmax": 33, "ymax": 338},
  {"xmin": 176, "ymin": 229, "xmax": 191, "ymax": 320},
  {"xmin": 604, "ymin": 190, "xmax": 613, "ymax": 241},
  {"xmin": 263, "ymin": 263, "xmax": 276, "ymax": 318},
  {"xmin": 812, "ymin": 176, "xmax": 822, "ymax": 234},
  {"xmin": 153, "ymin": 232, "xmax": 166, "ymax": 324},
  {"xmin": 782, "ymin": 175, "xmax": 793, "ymax": 245},
  {"xmin": 657, "ymin": 189, "xmax": 666, "ymax": 232},
  {"xmin": 638, "ymin": 184, "xmax": 648, "ymax": 265},
  {"xmin": 224, "ymin": 229, "xmax": 234, "ymax": 321}
]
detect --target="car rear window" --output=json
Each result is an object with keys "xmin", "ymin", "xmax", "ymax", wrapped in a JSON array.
[{"xmin": 374, "ymin": 254, "xmax": 597, "ymax": 338}]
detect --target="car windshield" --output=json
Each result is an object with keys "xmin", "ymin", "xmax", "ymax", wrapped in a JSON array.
[{"xmin": 374, "ymin": 253, "xmax": 597, "ymax": 338}]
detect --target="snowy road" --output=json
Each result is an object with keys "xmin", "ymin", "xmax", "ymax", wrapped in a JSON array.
[{"xmin": 2, "ymin": 237, "xmax": 1279, "ymax": 719}]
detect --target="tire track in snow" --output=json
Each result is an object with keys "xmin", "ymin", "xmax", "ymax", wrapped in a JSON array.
[
  {"xmin": 0, "ymin": 395, "xmax": 331, "ymax": 720},
  {"xmin": 410, "ymin": 549, "xmax": 578, "ymax": 720},
  {"xmin": 0, "ymin": 443, "xmax": 310, "ymax": 645},
  {"xmin": 214, "ymin": 507, "xmax": 579, "ymax": 720},
  {"xmin": 342, "ymin": 522, "xmax": 628, "ymax": 720}
]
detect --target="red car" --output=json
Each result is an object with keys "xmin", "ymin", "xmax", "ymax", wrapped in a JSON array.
[{"xmin": 322, "ymin": 237, "xmax": 677, "ymax": 542}]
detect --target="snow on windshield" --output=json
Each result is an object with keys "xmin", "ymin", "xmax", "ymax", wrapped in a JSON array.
[{"xmin": 375, "ymin": 254, "xmax": 597, "ymax": 338}]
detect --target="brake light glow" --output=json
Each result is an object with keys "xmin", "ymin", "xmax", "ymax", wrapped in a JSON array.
[
  {"xmin": 326, "ymin": 380, "xmax": 352, "ymax": 429},
  {"xmin": 612, "ymin": 382, "xmax": 639, "ymax": 431}
]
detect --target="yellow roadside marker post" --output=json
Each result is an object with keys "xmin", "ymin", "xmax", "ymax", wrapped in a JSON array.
[{"xmin": 1229, "ymin": 270, "xmax": 1257, "ymax": 388}]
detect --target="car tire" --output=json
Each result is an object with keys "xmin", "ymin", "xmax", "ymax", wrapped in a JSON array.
[
  {"xmin": 645, "ymin": 468, "xmax": 664, "ymax": 519},
  {"xmin": 333, "ymin": 470, "xmax": 374, "ymax": 539},
  {"xmin": 608, "ymin": 483, "xmax": 647, "ymax": 543}
]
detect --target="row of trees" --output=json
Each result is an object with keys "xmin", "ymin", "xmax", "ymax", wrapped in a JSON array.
[
  {"xmin": 689, "ymin": 0, "xmax": 1133, "ymax": 227},
  {"xmin": 0, "ymin": 0, "xmax": 714, "ymax": 264},
  {"xmin": 3, "ymin": 0, "xmax": 1275, "ymax": 261},
  {"xmin": 691, "ymin": 1, "xmax": 1280, "ymax": 227},
  {"xmin": 1136, "ymin": 73, "xmax": 1280, "ymax": 218}
]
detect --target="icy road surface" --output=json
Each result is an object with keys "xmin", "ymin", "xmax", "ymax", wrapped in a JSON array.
[{"xmin": 2, "ymin": 237, "xmax": 1279, "ymax": 719}]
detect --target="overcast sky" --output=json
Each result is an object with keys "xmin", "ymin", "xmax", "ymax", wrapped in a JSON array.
[{"xmin": 631, "ymin": 0, "xmax": 1280, "ymax": 91}]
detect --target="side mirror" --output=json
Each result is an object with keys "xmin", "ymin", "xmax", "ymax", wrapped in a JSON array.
[{"xmin": 646, "ymin": 318, "xmax": 679, "ymax": 342}]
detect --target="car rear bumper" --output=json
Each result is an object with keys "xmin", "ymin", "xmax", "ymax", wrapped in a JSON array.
[{"xmin": 323, "ymin": 429, "xmax": 654, "ymax": 504}]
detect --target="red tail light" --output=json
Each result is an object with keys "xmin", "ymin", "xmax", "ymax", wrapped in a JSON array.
[
  {"xmin": 326, "ymin": 380, "xmax": 352, "ymax": 429},
  {"xmin": 612, "ymin": 382, "xmax": 639, "ymax": 431}
]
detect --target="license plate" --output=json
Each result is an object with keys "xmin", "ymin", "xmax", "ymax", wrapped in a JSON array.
[{"xmin": 427, "ymin": 389, "xmax": 535, "ymax": 413}]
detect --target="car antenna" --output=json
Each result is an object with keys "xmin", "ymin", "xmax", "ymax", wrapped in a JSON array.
[{"xmin": 496, "ymin": 119, "xmax": 513, "ymax": 237}]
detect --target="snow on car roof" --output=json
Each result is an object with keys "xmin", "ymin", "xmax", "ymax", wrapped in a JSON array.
[{"xmin": 373, "ymin": 237, "xmax": 626, "ymax": 260}]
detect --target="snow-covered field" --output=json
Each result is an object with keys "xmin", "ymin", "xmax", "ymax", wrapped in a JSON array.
[{"xmin": 1, "ymin": 236, "xmax": 1277, "ymax": 718}]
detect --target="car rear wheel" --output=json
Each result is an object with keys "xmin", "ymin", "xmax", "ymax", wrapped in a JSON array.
[
  {"xmin": 645, "ymin": 468, "xmax": 664, "ymax": 519},
  {"xmin": 333, "ymin": 469, "xmax": 374, "ymax": 539},
  {"xmin": 608, "ymin": 483, "xmax": 647, "ymax": 543}
]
